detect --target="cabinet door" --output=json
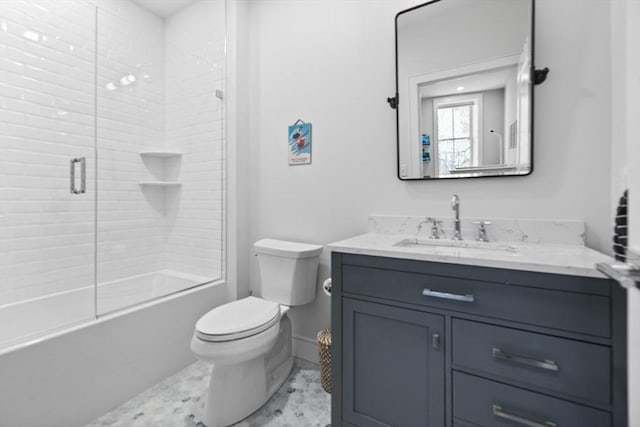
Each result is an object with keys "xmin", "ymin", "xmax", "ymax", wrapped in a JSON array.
[{"xmin": 342, "ymin": 298, "xmax": 445, "ymax": 427}]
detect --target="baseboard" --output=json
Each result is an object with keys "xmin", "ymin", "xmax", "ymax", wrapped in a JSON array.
[{"xmin": 292, "ymin": 335, "xmax": 319, "ymax": 364}]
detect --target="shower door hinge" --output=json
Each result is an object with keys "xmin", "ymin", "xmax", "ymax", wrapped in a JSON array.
[{"xmin": 215, "ymin": 89, "xmax": 224, "ymax": 100}]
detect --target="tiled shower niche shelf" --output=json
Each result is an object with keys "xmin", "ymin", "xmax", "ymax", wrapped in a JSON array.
[
  {"xmin": 139, "ymin": 151, "xmax": 182, "ymax": 158},
  {"xmin": 138, "ymin": 181, "xmax": 182, "ymax": 187},
  {"xmin": 139, "ymin": 150, "xmax": 182, "ymax": 188}
]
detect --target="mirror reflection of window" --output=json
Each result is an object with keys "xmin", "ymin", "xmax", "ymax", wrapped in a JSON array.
[{"xmin": 436, "ymin": 103, "xmax": 473, "ymax": 174}]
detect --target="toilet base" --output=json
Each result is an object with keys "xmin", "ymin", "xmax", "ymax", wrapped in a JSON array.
[{"xmin": 200, "ymin": 314, "xmax": 293, "ymax": 427}]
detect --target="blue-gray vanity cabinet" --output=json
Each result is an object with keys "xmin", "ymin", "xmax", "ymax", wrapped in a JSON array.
[
  {"xmin": 330, "ymin": 252, "xmax": 627, "ymax": 427},
  {"xmin": 341, "ymin": 263, "xmax": 611, "ymax": 337},
  {"xmin": 452, "ymin": 319, "xmax": 612, "ymax": 406},
  {"xmin": 342, "ymin": 298, "xmax": 445, "ymax": 427},
  {"xmin": 453, "ymin": 371, "xmax": 612, "ymax": 427}
]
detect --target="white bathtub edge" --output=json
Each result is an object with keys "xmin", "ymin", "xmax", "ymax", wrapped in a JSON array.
[
  {"xmin": 0, "ymin": 280, "xmax": 229, "ymax": 427},
  {"xmin": 0, "ymin": 279, "xmax": 225, "ymax": 357}
]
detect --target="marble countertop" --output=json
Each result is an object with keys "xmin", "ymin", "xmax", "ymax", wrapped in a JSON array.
[{"xmin": 327, "ymin": 233, "xmax": 614, "ymax": 278}]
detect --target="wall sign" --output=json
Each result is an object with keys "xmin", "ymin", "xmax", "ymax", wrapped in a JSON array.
[{"xmin": 288, "ymin": 119, "xmax": 312, "ymax": 165}]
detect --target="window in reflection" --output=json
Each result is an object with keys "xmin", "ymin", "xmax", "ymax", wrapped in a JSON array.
[{"xmin": 435, "ymin": 101, "xmax": 476, "ymax": 175}]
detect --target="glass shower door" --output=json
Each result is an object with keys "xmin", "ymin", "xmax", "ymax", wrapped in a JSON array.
[
  {"xmin": 95, "ymin": 5, "xmax": 171, "ymax": 314},
  {"xmin": 0, "ymin": 1, "xmax": 96, "ymax": 349},
  {"xmin": 95, "ymin": 1, "xmax": 226, "ymax": 315}
]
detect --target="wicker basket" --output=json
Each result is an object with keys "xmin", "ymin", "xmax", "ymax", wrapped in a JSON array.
[{"xmin": 317, "ymin": 328, "xmax": 332, "ymax": 393}]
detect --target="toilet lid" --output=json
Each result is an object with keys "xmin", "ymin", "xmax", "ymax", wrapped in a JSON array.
[{"xmin": 195, "ymin": 296, "xmax": 281, "ymax": 342}]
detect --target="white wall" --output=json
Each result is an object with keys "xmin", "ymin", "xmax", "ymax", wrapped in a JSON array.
[
  {"xmin": 244, "ymin": 0, "xmax": 613, "ymax": 345},
  {"xmin": 482, "ymin": 88, "xmax": 505, "ymax": 165}
]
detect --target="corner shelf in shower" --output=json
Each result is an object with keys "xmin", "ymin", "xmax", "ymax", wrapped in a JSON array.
[
  {"xmin": 139, "ymin": 151, "xmax": 182, "ymax": 158},
  {"xmin": 139, "ymin": 151, "xmax": 182, "ymax": 189},
  {"xmin": 138, "ymin": 181, "xmax": 182, "ymax": 187}
]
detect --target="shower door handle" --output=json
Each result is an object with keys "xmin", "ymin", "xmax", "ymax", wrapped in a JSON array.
[{"xmin": 70, "ymin": 157, "xmax": 86, "ymax": 194}]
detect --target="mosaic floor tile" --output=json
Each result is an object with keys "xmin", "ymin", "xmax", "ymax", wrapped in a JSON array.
[{"xmin": 86, "ymin": 358, "xmax": 331, "ymax": 427}]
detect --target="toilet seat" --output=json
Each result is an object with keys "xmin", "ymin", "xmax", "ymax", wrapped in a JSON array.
[{"xmin": 196, "ymin": 296, "xmax": 281, "ymax": 342}]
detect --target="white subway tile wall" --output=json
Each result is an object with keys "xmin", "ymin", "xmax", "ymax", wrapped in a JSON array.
[
  {"xmin": 96, "ymin": 4, "xmax": 168, "ymax": 288},
  {"xmin": 164, "ymin": 0, "xmax": 226, "ymax": 279},
  {"xmin": 0, "ymin": 0, "xmax": 97, "ymax": 306},
  {"xmin": 0, "ymin": 1, "xmax": 225, "ymax": 315}
]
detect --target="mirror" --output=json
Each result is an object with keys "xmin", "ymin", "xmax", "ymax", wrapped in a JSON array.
[{"xmin": 395, "ymin": 0, "xmax": 537, "ymax": 180}]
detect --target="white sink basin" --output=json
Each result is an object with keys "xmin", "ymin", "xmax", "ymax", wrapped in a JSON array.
[{"xmin": 393, "ymin": 238, "xmax": 518, "ymax": 253}]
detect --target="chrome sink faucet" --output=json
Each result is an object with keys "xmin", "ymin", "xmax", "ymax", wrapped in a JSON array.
[
  {"xmin": 452, "ymin": 194, "xmax": 462, "ymax": 240},
  {"xmin": 473, "ymin": 220, "xmax": 491, "ymax": 242},
  {"xmin": 430, "ymin": 218, "xmax": 442, "ymax": 239}
]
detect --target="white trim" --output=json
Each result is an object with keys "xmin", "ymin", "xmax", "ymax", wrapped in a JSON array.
[
  {"xmin": 409, "ymin": 55, "xmax": 520, "ymax": 90},
  {"xmin": 612, "ymin": 1, "xmax": 640, "ymax": 425},
  {"xmin": 292, "ymin": 334, "xmax": 320, "ymax": 364}
]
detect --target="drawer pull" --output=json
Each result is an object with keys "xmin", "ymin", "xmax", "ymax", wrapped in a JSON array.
[
  {"xmin": 492, "ymin": 347, "xmax": 559, "ymax": 372},
  {"xmin": 493, "ymin": 404, "xmax": 557, "ymax": 427},
  {"xmin": 422, "ymin": 289, "xmax": 474, "ymax": 303}
]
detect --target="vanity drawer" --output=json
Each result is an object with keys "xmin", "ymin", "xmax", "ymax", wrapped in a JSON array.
[
  {"xmin": 453, "ymin": 372, "xmax": 611, "ymax": 427},
  {"xmin": 342, "ymin": 265, "xmax": 611, "ymax": 337},
  {"xmin": 452, "ymin": 319, "xmax": 611, "ymax": 405}
]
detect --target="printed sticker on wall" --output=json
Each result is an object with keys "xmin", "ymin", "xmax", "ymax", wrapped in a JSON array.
[{"xmin": 288, "ymin": 120, "xmax": 312, "ymax": 165}]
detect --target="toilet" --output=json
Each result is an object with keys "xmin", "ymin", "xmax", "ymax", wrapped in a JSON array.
[{"xmin": 190, "ymin": 238, "xmax": 323, "ymax": 427}]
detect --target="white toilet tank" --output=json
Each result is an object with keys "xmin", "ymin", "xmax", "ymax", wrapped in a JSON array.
[{"xmin": 254, "ymin": 239, "xmax": 322, "ymax": 306}]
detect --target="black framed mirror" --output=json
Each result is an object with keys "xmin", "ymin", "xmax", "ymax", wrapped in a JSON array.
[{"xmin": 393, "ymin": 0, "xmax": 545, "ymax": 180}]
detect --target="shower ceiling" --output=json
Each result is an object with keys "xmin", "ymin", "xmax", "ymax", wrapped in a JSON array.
[{"xmin": 130, "ymin": 0, "xmax": 196, "ymax": 17}]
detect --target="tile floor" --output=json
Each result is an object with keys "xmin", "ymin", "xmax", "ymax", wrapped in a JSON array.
[{"xmin": 86, "ymin": 358, "xmax": 331, "ymax": 427}]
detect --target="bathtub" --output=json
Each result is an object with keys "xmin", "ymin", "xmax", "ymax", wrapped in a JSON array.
[
  {"xmin": 0, "ymin": 270, "xmax": 216, "ymax": 350},
  {"xmin": 0, "ymin": 274, "xmax": 228, "ymax": 427}
]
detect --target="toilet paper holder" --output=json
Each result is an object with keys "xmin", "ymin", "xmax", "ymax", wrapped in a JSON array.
[{"xmin": 322, "ymin": 278, "xmax": 332, "ymax": 296}]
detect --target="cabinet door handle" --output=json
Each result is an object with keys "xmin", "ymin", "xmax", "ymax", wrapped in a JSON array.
[
  {"xmin": 492, "ymin": 347, "xmax": 559, "ymax": 372},
  {"xmin": 422, "ymin": 289, "xmax": 474, "ymax": 303},
  {"xmin": 432, "ymin": 333, "xmax": 440, "ymax": 349},
  {"xmin": 493, "ymin": 404, "xmax": 557, "ymax": 427},
  {"xmin": 70, "ymin": 157, "xmax": 86, "ymax": 194}
]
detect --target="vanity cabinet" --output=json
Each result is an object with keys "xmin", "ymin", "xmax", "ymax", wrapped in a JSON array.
[
  {"xmin": 331, "ymin": 253, "xmax": 627, "ymax": 427},
  {"xmin": 342, "ymin": 298, "xmax": 445, "ymax": 426}
]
